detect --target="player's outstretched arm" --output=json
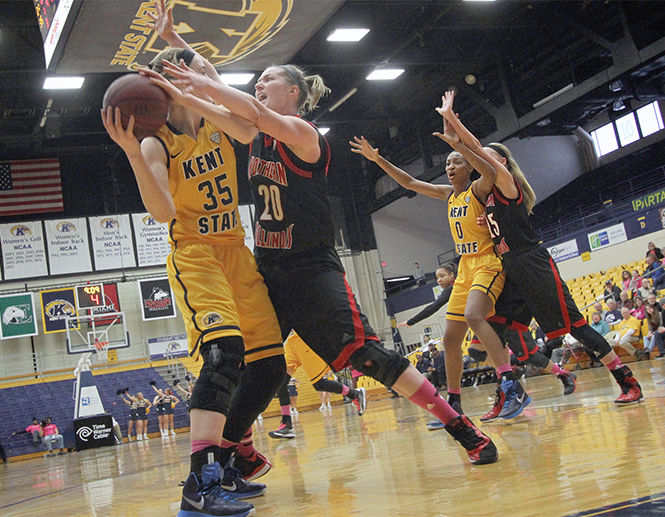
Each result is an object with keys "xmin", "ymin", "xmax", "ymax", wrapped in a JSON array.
[
  {"xmin": 101, "ymin": 107, "xmax": 175, "ymax": 222},
  {"xmin": 350, "ymin": 136, "xmax": 451, "ymax": 201}
]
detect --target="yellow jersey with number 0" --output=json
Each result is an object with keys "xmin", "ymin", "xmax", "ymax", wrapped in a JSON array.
[
  {"xmin": 153, "ymin": 119, "xmax": 244, "ymax": 246},
  {"xmin": 447, "ymin": 182, "xmax": 494, "ymax": 256}
]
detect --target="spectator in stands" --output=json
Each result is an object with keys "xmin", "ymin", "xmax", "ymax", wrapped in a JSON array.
[
  {"xmin": 621, "ymin": 270, "xmax": 632, "ymax": 292},
  {"xmin": 618, "ymin": 291, "xmax": 633, "ymax": 311},
  {"xmin": 605, "ymin": 308, "xmax": 641, "ymax": 357},
  {"xmin": 413, "ymin": 262, "xmax": 425, "ymax": 286},
  {"xmin": 427, "ymin": 348, "xmax": 446, "ymax": 389},
  {"xmin": 646, "ymin": 241, "xmax": 664, "ymax": 260},
  {"xmin": 10, "ymin": 418, "xmax": 42, "ymax": 447},
  {"xmin": 637, "ymin": 277, "xmax": 655, "ymax": 300},
  {"xmin": 593, "ymin": 302, "xmax": 607, "ymax": 319},
  {"xmin": 644, "ymin": 254, "xmax": 665, "ymax": 290},
  {"xmin": 551, "ymin": 334, "xmax": 578, "ymax": 367},
  {"xmin": 530, "ymin": 320, "xmax": 546, "ymax": 347},
  {"xmin": 604, "ymin": 299, "xmax": 622, "ymax": 326},
  {"xmin": 39, "ymin": 418, "xmax": 66, "ymax": 457},
  {"xmin": 628, "ymin": 270, "xmax": 642, "ymax": 294},
  {"xmin": 415, "ymin": 353, "xmax": 432, "ymax": 375},
  {"xmin": 641, "ymin": 303, "xmax": 665, "ymax": 360},
  {"xmin": 590, "ymin": 311, "xmax": 610, "ymax": 338},
  {"xmin": 604, "ymin": 280, "xmax": 622, "ymax": 304},
  {"xmin": 631, "ymin": 296, "xmax": 646, "ymax": 320}
]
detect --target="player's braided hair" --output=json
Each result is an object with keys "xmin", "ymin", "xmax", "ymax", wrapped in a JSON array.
[{"xmin": 277, "ymin": 64, "xmax": 330, "ymax": 115}]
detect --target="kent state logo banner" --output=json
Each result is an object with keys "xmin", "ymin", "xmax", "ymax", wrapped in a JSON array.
[
  {"xmin": 49, "ymin": 0, "xmax": 343, "ymax": 73},
  {"xmin": 0, "ymin": 292, "xmax": 38, "ymax": 340},
  {"xmin": 40, "ymin": 287, "xmax": 79, "ymax": 334}
]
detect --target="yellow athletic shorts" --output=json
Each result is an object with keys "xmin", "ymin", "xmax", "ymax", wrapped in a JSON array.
[
  {"xmin": 446, "ymin": 252, "xmax": 505, "ymax": 322},
  {"xmin": 167, "ymin": 241, "xmax": 283, "ymax": 362},
  {"xmin": 284, "ymin": 331, "xmax": 330, "ymax": 384}
]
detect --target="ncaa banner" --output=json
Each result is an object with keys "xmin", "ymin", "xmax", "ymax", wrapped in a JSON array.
[
  {"xmin": 588, "ymin": 223, "xmax": 628, "ymax": 252},
  {"xmin": 89, "ymin": 214, "xmax": 136, "ymax": 271},
  {"xmin": 137, "ymin": 277, "xmax": 176, "ymax": 321},
  {"xmin": 44, "ymin": 217, "xmax": 92, "ymax": 275},
  {"xmin": 50, "ymin": 0, "xmax": 344, "ymax": 73},
  {"xmin": 147, "ymin": 334, "xmax": 189, "ymax": 359},
  {"xmin": 40, "ymin": 287, "xmax": 79, "ymax": 334},
  {"xmin": 131, "ymin": 212, "xmax": 170, "ymax": 267},
  {"xmin": 238, "ymin": 204, "xmax": 255, "ymax": 251},
  {"xmin": 0, "ymin": 221, "xmax": 48, "ymax": 280},
  {"xmin": 547, "ymin": 239, "xmax": 580, "ymax": 263},
  {"xmin": 88, "ymin": 283, "xmax": 121, "ymax": 326},
  {"xmin": 0, "ymin": 292, "xmax": 38, "ymax": 340}
]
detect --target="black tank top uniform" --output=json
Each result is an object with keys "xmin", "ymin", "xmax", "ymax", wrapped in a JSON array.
[
  {"xmin": 128, "ymin": 399, "xmax": 139, "ymax": 421},
  {"xmin": 248, "ymin": 126, "xmax": 379, "ymax": 371},
  {"xmin": 136, "ymin": 399, "xmax": 149, "ymax": 419},
  {"xmin": 486, "ymin": 178, "xmax": 585, "ymax": 339},
  {"xmin": 162, "ymin": 395, "xmax": 174, "ymax": 414}
]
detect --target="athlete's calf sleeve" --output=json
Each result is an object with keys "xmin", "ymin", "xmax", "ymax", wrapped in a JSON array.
[
  {"xmin": 276, "ymin": 371, "xmax": 292, "ymax": 407},
  {"xmin": 189, "ymin": 336, "xmax": 245, "ymax": 416},
  {"xmin": 312, "ymin": 378, "xmax": 343, "ymax": 394},
  {"xmin": 526, "ymin": 350, "xmax": 551, "ymax": 369},
  {"xmin": 350, "ymin": 341, "xmax": 410, "ymax": 389},
  {"xmin": 223, "ymin": 354, "xmax": 286, "ymax": 444},
  {"xmin": 570, "ymin": 324, "xmax": 612, "ymax": 357}
]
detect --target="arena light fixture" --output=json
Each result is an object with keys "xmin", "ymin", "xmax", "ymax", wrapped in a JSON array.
[
  {"xmin": 219, "ymin": 73, "xmax": 255, "ymax": 85},
  {"xmin": 366, "ymin": 68, "xmax": 404, "ymax": 81},
  {"xmin": 43, "ymin": 76, "xmax": 85, "ymax": 90},
  {"xmin": 318, "ymin": 127, "xmax": 330, "ymax": 135},
  {"xmin": 327, "ymin": 28, "xmax": 370, "ymax": 42}
]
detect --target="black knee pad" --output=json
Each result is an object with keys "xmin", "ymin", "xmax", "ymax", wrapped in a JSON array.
[
  {"xmin": 350, "ymin": 341, "xmax": 410, "ymax": 389},
  {"xmin": 526, "ymin": 350, "xmax": 550, "ymax": 369},
  {"xmin": 312, "ymin": 378, "xmax": 343, "ymax": 394},
  {"xmin": 570, "ymin": 324, "xmax": 612, "ymax": 357},
  {"xmin": 189, "ymin": 336, "xmax": 245, "ymax": 416}
]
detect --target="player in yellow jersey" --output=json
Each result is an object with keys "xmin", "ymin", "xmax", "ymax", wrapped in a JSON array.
[
  {"xmin": 269, "ymin": 331, "xmax": 368, "ymax": 439},
  {"xmin": 102, "ymin": 43, "xmax": 283, "ymax": 516},
  {"xmin": 351, "ymin": 113, "xmax": 529, "ymax": 420}
]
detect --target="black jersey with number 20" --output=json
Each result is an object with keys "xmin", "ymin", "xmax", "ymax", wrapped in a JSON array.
[
  {"xmin": 248, "ymin": 126, "xmax": 333, "ymax": 264},
  {"xmin": 484, "ymin": 178, "xmax": 539, "ymax": 263}
]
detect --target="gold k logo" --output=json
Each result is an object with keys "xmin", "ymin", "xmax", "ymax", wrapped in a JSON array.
[{"xmin": 144, "ymin": 0, "xmax": 293, "ymax": 67}]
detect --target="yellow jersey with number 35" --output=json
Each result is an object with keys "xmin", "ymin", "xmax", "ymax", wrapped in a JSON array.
[
  {"xmin": 447, "ymin": 182, "xmax": 494, "ymax": 256},
  {"xmin": 153, "ymin": 118, "xmax": 244, "ymax": 246}
]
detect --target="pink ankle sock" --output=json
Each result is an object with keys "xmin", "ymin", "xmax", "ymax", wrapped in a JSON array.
[
  {"xmin": 496, "ymin": 363, "xmax": 512, "ymax": 375},
  {"xmin": 606, "ymin": 356, "xmax": 623, "ymax": 370},
  {"xmin": 280, "ymin": 405, "xmax": 290, "ymax": 416},
  {"xmin": 237, "ymin": 429, "xmax": 255, "ymax": 458},
  {"xmin": 551, "ymin": 364, "xmax": 566, "ymax": 376},
  {"xmin": 447, "ymin": 388, "xmax": 461, "ymax": 395},
  {"xmin": 341, "ymin": 385, "xmax": 350, "ymax": 396},
  {"xmin": 191, "ymin": 439, "xmax": 219, "ymax": 454},
  {"xmin": 408, "ymin": 380, "xmax": 459, "ymax": 425}
]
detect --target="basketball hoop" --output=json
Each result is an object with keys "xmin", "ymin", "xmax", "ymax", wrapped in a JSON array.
[{"xmin": 93, "ymin": 341, "xmax": 109, "ymax": 363}]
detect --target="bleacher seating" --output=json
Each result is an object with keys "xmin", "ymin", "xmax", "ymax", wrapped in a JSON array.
[{"xmin": 0, "ymin": 366, "xmax": 190, "ymax": 460}]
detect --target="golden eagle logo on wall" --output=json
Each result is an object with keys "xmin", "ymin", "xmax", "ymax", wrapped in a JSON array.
[{"xmin": 113, "ymin": 0, "xmax": 293, "ymax": 71}]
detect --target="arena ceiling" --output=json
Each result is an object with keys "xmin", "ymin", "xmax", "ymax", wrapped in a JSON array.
[{"xmin": 1, "ymin": 1, "xmax": 665, "ymax": 196}]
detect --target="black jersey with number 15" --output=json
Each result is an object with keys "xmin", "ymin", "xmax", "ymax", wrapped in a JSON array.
[
  {"xmin": 248, "ymin": 126, "xmax": 334, "ymax": 264},
  {"xmin": 484, "ymin": 178, "xmax": 540, "ymax": 263}
]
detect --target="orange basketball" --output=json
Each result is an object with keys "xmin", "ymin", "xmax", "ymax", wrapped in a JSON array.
[{"xmin": 102, "ymin": 73, "xmax": 169, "ymax": 140}]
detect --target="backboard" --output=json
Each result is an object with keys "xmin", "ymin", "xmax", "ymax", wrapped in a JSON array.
[{"xmin": 65, "ymin": 311, "xmax": 130, "ymax": 354}]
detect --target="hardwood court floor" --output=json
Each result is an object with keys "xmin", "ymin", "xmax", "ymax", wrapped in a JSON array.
[{"xmin": 2, "ymin": 360, "xmax": 665, "ymax": 517}]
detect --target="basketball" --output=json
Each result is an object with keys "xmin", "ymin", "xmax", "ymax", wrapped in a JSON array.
[{"xmin": 102, "ymin": 74, "xmax": 169, "ymax": 140}]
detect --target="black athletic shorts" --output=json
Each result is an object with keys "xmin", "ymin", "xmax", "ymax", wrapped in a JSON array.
[
  {"xmin": 257, "ymin": 247, "xmax": 379, "ymax": 372},
  {"xmin": 155, "ymin": 404, "xmax": 165, "ymax": 415},
  {"xmin": 493, "ymin": 246, "xmax": 586, "ymax": 340},
  {"xmin": 287, "ymin": 384, "xmax": 298, "ymax": 397},
  {"xmin": 163, "ymin": 404, "xmax": 174, "ymax": 415}
]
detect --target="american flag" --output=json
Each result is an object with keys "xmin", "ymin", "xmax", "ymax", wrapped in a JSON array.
[{"xmin": 0, "ymin": 159, "xmax": 63, "ymax": 216}]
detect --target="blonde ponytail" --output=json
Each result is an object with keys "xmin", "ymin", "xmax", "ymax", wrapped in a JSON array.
[
  {"xmin": 278, "ymin": 64, "xmax": 330, "ymax": 115},
  {"xmin": 488, "ymin": 142, "xmax": 537, "ymax": 214}
]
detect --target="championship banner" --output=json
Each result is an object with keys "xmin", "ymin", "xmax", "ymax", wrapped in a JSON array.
[
  {"xmin": 40, "ymin": 287, "xmax": 79, "ymax": 334},
  {"xmin": 44, "ymin": 217, "xmax": 92, "ymax": 275},
  {"xmin": 137, "ymin": 277, "xmax": 176, "ymax": 321},
  {"xmin": 0, "ymin": 221, "xmax": 48, "ymax": 280},
  {"xmin": 547, "ymin": 239, "xmax": 580, "ymax": 263},
  {"xmin": 0, "ymin": 292, "xmax": 38, "ymax": 340},
  {"xmin": 131, "ymin": 212, "xmax": 170, "ymax": 267},
  {"xmin": 46, "ymin": 1, "xmax": 343, "ymax": 74},
  {"xmin": 238, "ymin": 204, "xmax": 255, "ymax": 251},
  {"xmin": 88, "ymin": 283, "xmax": 121, "ymax": 326},
  {"xmin": 588, "ymin": 223, "xmax": 628, "ymax": 252},
  {"xmin": 147, "ymin": 334, "xmax": 189, "ymax": 359},
  {"xmin": 88, "ymin": 214, "xmax": 136, "ymax": 271}
]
